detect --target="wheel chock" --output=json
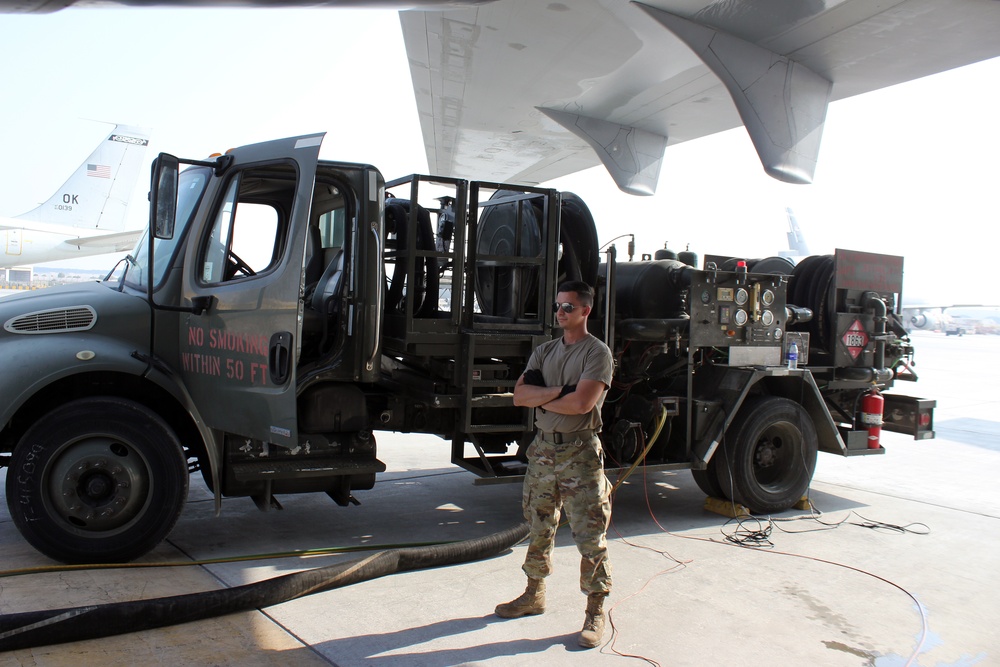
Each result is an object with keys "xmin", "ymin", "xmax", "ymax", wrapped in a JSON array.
[
  {"xmin": 703, "ymin": 496, "xmax": 750, "ymax": 518},
  {"xmin": 793, "ymin": 495, "xmax": 812, "ymax": 511}
]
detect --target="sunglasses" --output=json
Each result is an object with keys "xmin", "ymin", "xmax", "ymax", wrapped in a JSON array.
[{"xmin": 552, "ymin": 302, "xmax": 578, "ymax": 314}]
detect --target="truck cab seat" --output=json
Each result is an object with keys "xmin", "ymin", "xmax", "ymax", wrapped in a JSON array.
[
  {"xmin": 310, "ymin": 248, "xmax": 345, "ymax": 315},
  {"xmin": 304, "ymin": 225, "xmax": 324, "ymax": 290},
  {"xmin": 301, "ymin": 247, "xmax": 345, "ymax": 361}
]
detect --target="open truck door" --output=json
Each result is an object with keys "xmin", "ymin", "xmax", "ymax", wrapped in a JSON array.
[{"xmin": 169, "ymin": 135, "xmax": 323, "ymax": 447}]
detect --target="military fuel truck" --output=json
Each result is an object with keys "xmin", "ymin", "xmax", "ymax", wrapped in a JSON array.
[{"xmin": 0, "ymin": 134, "xmax": 934, "ymax": 563}]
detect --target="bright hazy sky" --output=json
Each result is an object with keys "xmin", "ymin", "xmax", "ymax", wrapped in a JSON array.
[{"xmin": 1, "ymin": 7, "xmax": 997, "ymax": 304}]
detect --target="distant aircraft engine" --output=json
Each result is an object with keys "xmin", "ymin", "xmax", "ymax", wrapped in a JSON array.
[{"xmin": 909, "ymin": 310, "xmax": 943, "ymax": 331}]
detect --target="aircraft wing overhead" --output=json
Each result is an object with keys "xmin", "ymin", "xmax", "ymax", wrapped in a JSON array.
[{"xmin": 400, "ymin": 0, "xmax": 1000, "ymax": 195}]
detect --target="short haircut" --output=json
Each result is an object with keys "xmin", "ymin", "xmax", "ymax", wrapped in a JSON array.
[{"xmin": 558, "ymin": 280, "xmax": 595, "ymax": 307}]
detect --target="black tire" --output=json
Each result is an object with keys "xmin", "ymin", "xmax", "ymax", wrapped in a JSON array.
[
  {"xmin": 691, "ymin": 458, "xmax": 726, "ymax": 499},
  {"xmin": 713, "ymin": 396, "xmax": 818, "ymax": 514},
  {"xmin": 476, "ymin": 190, "xmax": 542, "ymax": 318},
  {"xmin": 6, "ymin": 397, "xmax": 189, "ymax": 564}
]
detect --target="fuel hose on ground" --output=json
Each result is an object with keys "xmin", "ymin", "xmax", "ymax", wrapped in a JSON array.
[{"xmin": 0, "ymin": 522, "xmax": 529, "ymax": 651}]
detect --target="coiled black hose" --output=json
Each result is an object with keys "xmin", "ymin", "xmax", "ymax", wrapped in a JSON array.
[
  {"xmin": 0, "ymin": 522, "xmax": 529, "ymax": 652},
  {"xmin": 789, "ymin": 254, "xmax": 835, "ymax": 352}
]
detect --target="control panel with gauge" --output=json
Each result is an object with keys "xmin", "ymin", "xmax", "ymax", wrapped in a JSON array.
[{"xmin": 688, "ymin": 268, "xmax": 789, "ymax": 365}]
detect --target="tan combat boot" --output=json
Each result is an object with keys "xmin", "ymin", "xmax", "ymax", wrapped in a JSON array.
[
  {"xmin": 495, "ymin": 577, "xmax": 546, "ymax": 618},
  {"xmin": 578, "ymin": 592, "xmax": 607, "ymax": 648}
]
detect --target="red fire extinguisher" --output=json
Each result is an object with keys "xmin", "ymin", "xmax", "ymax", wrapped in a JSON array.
[{"xmin": 860, "ymin": 387, "xmax": 884, "ymax": 449}]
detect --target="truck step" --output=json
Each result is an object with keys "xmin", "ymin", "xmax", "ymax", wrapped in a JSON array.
[
  {"xmin": 468, "ymin": 394, "xmax": 514, "ymax": 407},
  {"xmin": 231, "ymin": 457, "xmax": 386, "ymax": 482},
  {"xmin": 465, "ymin": 424, "xmax": 526, "ymax": 433},
  {"xmin": 471, "ymin": 379, "xmax": 516, "ymax": 387}
]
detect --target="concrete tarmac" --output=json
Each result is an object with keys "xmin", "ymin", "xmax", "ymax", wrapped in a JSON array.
[{"xmin": 0, "ymin": 331, "xmax": 997, "ymax": 666}]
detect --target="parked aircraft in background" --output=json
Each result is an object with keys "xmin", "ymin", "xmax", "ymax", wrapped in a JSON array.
[
  {"xmin": 778, "ymin": 208, "xmax": 810, "ymax": 262},
  {"xmin": 0, "ymin": 124, "xmax": 150, "ymax": 269},
  {"xmin": 3, "ymin": 2, "xmax": 1000, "ymax": 197},
  {"xmin": 902, "ymin": 305, "xmax": 1000, "ymax": 335},
  {"xmin": 903, "ymin": 306, "xmax": 948, "ymax": 333}
]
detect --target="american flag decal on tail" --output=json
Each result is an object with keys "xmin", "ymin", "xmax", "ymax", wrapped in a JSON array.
[{"xmin": 87, "ymin": 164, "xmax": 110, "ymax": 178}]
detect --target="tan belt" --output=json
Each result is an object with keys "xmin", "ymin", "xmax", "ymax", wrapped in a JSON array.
[{"xmin": 539, "ymin": 429, "xmax": 596, "ymax": 444}]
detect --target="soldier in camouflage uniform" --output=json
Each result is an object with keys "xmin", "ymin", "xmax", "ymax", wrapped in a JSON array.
[{"xmin": 496, "ymin": 281, "xmax": 614, "ymax": 649}]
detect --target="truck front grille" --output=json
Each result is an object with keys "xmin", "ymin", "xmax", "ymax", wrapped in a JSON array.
[{"xmin": 4, "ymin": 306, "xmax": 97, "ymax": 334}]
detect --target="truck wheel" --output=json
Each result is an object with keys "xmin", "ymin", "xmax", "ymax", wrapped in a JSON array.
[
  {"xmin": 713, "ymin": 396, "xmax": 817, "ymax": 514},
  {"xmin": 5, "ymin": 397, "xmax": 189, "ymax": 564},
  {"xmin": 691, "ymin": 458, "xmax": 726, "ymax": 499}
]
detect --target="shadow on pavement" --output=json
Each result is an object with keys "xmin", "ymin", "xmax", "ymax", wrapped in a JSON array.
[{"xmin": 320, "ymin": 614, "xmax": 577, "ymax": 666}]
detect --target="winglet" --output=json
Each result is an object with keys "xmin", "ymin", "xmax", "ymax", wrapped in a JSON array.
[
  {"xmin": 537, "ymin": 108, "xmax": 666, "ymax": 196},
  {"xmin": 637, "ymin": 3, "xmax": 831, "ymax": 185}
]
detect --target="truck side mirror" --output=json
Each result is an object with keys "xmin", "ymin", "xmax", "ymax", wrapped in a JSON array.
[{"xmin": 150, "ymin": 153, "xmax": 180, "ymax": 240}]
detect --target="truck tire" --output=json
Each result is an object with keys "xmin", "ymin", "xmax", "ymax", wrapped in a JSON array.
[
  {"xmin": 5, "ymin": 397, "xmax": 189, "ymax": 564},
  {"xmin": 713, "ymin": 396, "xmax": 817, "ymax": 514},
  {"xmin": 691, "ymin": 458, "xmax": 726, "ymax": 499}
]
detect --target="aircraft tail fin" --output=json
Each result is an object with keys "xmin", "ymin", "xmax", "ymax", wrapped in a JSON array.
[
  {"xmin": 15, "ymin": 124, "xmax": 150, "ymax": 232},
  {"xmin": 784, "ymin": 207, "xmax": 810, "ymax": 256}
]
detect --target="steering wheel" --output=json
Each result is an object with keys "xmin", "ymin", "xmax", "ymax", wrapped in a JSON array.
[{"xmin": 227, "ymin": 251, "xmax": 256, "ymax": 278}]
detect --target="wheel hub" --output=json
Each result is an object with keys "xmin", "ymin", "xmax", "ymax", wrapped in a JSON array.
[
  {"xmin": 752, "ymin": 426, "xmax": 795, "ymax": 488},
  {"xmin": 48, "ymin": 438, "xmax": 150, "ymax": 532},
  {"xmin": 83, "ymin": 471, "xmax": 114, "ymax": 500},
  {"xmin": 754, "ymin": 438, "xmax": 779, "ymax": 468}
]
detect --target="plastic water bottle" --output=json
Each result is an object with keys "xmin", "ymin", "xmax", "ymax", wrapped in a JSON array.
[{"xmin": 787, "ymin": 341, "xmax": 799, "ymax": 370}]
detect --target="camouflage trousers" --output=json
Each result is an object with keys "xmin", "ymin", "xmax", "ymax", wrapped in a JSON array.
[{"xmin": 521, "ymin": 432, "xmax": 612, "ymax": 594}]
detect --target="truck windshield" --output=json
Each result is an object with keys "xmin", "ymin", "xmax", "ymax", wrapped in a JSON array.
[{"xmin": 125, "ymin": 165, "xmax": 211, "ymax": 290}]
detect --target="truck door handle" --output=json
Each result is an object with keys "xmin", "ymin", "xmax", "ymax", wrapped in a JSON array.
[{"xmin": 269, "ymin": 331, "xmax": 292, "ymax": 385}]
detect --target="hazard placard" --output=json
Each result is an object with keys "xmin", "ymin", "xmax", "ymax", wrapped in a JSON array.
[{"xmin": 842, "ymin": 319, "xmax": 869, "ymax": 360}]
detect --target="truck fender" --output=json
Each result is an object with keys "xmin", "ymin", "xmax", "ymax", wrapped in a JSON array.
[
  {"xmin": 691, "ymin": 367, "xmax": 845, "ymax": 466},
  {"xmin": 136, "ymin": 352, "xmax": 224, "ymax": 516},
  {"xmin": 0, "ymin": 335, "xmax": 224, "ymax": 516},
  {"xmin": 0, "ymin": 335, "xmax": 152, "ymax": 429}
]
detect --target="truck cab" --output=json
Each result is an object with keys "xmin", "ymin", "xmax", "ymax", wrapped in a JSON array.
[
  {"xmin": 0, "ymin": 135, "xmax": 388, "ymax": 562},
  {"xmin": 0, "ymin": 134, "xmax": 560, "ymax": 562}
]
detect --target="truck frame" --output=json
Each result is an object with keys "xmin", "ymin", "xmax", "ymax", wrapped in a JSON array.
[{"xmin": 0, "ymin": 134, "xmax": 934, "ymax": 563}]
